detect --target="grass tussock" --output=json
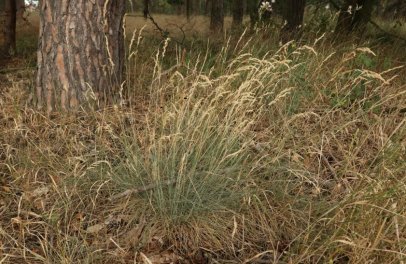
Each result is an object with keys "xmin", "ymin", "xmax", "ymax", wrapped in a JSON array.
[{"xmin": 1, "ymin": 22, "xmax": 406, "ymax": 263}]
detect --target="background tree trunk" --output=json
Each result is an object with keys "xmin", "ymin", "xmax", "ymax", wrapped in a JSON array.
[
  {"xmin": 210, "ymin": 0, "xmax": 224, "ymax": 33},
  {"xmin": 1, "ymin": 0, "xmax": 17, "ymax": 57},
  {"xmin": 280, "ymin": 0, "xmax": 306, "ymax": 41},
  {"xmin": 36, "ymin": 0, "xmax": 126, "ymax": 113},
  {"xmin": 232, "ymin": 0, "xmax": 244, "ymax": 29},
  {"xmin": 186, "ymin": 0, "xmax": 191, "ymax": 20},
  {"xmin": 247, "ymin": 0, "xmax": 259, "ymax": 28},
  {"xmin": 205, "ymin": 0, "xmax": 210, "ymax": 15},
  {"xmin": 143, "ymin": 0, "xmax": 149, "ymax": 19},
  {"xmin": 16, "ymin": 0, "xmax": 24, "ymax": 18},
  {"xmin": 336, "ymin": 0, "xmax": 376, "ymax": 33},
  {"xmin": 351, "ymin": 0, "xmax": 375, "ymax": 31}
]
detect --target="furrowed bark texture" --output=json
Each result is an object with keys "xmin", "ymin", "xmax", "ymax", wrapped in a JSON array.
[{"xmin": 36, "ymin": 0, "xmax": 125, "ymax": 113}]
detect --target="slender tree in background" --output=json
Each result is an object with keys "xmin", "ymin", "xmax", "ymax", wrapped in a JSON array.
[
  {"xmin": 232, "ymin": 0, "xmax": 244, "ymax": 29},
  {"xmin": 1, "ymin": 0, "xmax": 17, "ymax": 57},
  {"xmin": 16, "ymin": 0, "xmax": 24, "ymax": 17},
  {"xmin": 249, "ymin": 0, "xmax": 278, "ymax": 28},
  {"xmin": 336, "ymin": 0, "xmax": 376, "ymax": 33},
  {"xmin": 247, "ymin": 0, "xmax": 259, "ymax": 28},
  {"xmin": 281, "ymin": 0, "xmax": 306, "ymax": 41},
  {"xmin": 127, "ymin": 0, "xmax": 135, "ymax": 12},
  {"xmin": 205, "ymin": 0, "xmax": 211, "ymax": 15},
  {"xmin": 210, "ymin": 0, "xmax": 224, "ymax": 33},
  {"xmin": 186, "ymin": 0, "xmax": 192, "ymax": 20},
  {"xmin": 36, "ymin": 0, "xmax": 126, "ymax": 113},
  {"xmin": 143, "ymin": 0, "xmax": 149, "ymax": 19}
]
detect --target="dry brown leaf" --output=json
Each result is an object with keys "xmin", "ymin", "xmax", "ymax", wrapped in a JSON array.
[
  {"xmin": 1, "ymin": 186, "xmax": 11, "ymax": 193},
  {"xmin": 32, "ymin": 186, "xmax": 49, "ymax": 197},
  {"xmin": 33, "ymin": 198, "xmax": 46, "ymax": 211},
  {"xmin": 86, "ymin": 223, "xmax": 105, "ymax": 234},
  {"xmin": 139, "ymin": 252, "xmax": 182, "ymax": 264},
  {"xmin": 71, "ymin": 212, "xmax": 85, "ymax": 232},
  {"xmin": 123, "ymin": 226, "xmax": 143, "ymax": 248},
  {"xmin": 291, "ymin": 152, "xmax": 303, "ymax": 163}
]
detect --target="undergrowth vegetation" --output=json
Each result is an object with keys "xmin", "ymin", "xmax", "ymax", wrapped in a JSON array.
[{"xmin": 1, "ymin": 23, "xmax": 406, "ymax": 263}]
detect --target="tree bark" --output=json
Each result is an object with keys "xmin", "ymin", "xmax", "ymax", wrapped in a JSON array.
[
  {"xmin": 282, "ymin": 0, "xmax": 306, "ymax": 34},
  {"xmin": 186, "ymin": 0, "xmax": 191, "ymax": 20},
  {"xmin": 16, "ymin": 0, "xmax": 24, "ymax": 18},
  {"xmin": 143, "ymin": 0, "xmax": 149, "ymax": 19},
  {"xmin": 280, "ymin": 0, "xmax": 306, "ymax": 41},
  {"xmin": 210, "ymin": 0, "xmax": 224, "ymax": 33},
  {"xmin": 205, "ymin": 0, "xmax": 210, "ymax": 15},
  {"xmin": 335, "ymin": 0, "xmax": 376, "ymax": 33},
  {"xmin": 247, "ymin": 0, "xmax": 259, "ymax": 28},
  {"xmin": 232, "ymin": 0, "xmax": 244, "ymax": 29},
  {"xmin": 36, "ymin": 0, "xmax": 126, "ymax": 113},
  {"xmin": 1, "ymin": 0, "xmax": 17, "ymax": 58}
]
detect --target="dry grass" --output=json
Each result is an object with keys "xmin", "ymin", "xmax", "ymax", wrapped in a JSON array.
[{"xmin": 1, "ymin": 13, "xmax": 406, "ymax": 264}]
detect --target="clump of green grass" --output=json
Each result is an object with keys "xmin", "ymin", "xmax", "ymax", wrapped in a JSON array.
[
  {"xmin": 113, "ymin": 98, "xmax": 253, "ymax": 222},
  {"xmin": 92, "ymin": 39, "xmax": 308, "ymax": 256},
  {"xmin": 115, "ymin": 35, "xmax": 300, "ymax": 222}
]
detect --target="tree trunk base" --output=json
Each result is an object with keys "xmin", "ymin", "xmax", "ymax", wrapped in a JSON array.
[{"xmin": 36, "ymin": 0, "xmax": 125, "ymax": 113}]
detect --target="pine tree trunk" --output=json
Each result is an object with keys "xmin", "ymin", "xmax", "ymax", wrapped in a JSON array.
[
  {"xmin": 1, "ymin": 0, "xmax": 17, "ymax": 57},
  {"xmin": 36, "ymin": 0, "xmax": 126, "ymax": 113},
  {"xmin": 281, "ymin": 0, "xmax": 306, "ymax": 41},
  {"xmin": 210, "ymin": 0, "xmax": 224, "ymax": 33},
  {"xmin": 143, "ymin": 0, "xmax": 149, "ymax": 19},
  {"xmin": 247, "ymin": 0, "xmax": 259, "ymax": 28},
  {"xmin": 336, "ymin": 0, "xmax": 355, "ymax": 32},
  {"xmin": 16, "ymin": 0, "xmax": 24, "ymax": 18},
  {"xmin": 186, "ymin": 0, "xmax": 191, "ymax": 20},
  {"xmin": 351, "ymin": 0, "xmax": 374, "ymax": 31},
  {"xmin": 128, "ymin": 0, "xmax": 135, "ymax": 13},
  {"xmin": 205, "ymin": 0, "xmax": 210, "ymax": 15},
  {"xmin": 232, "ymin": 0, "xmax": 244, "ymax": 29},
  {"xmin": 336, "ymin": 0, "xmax": 375, "ymax": 33}
]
